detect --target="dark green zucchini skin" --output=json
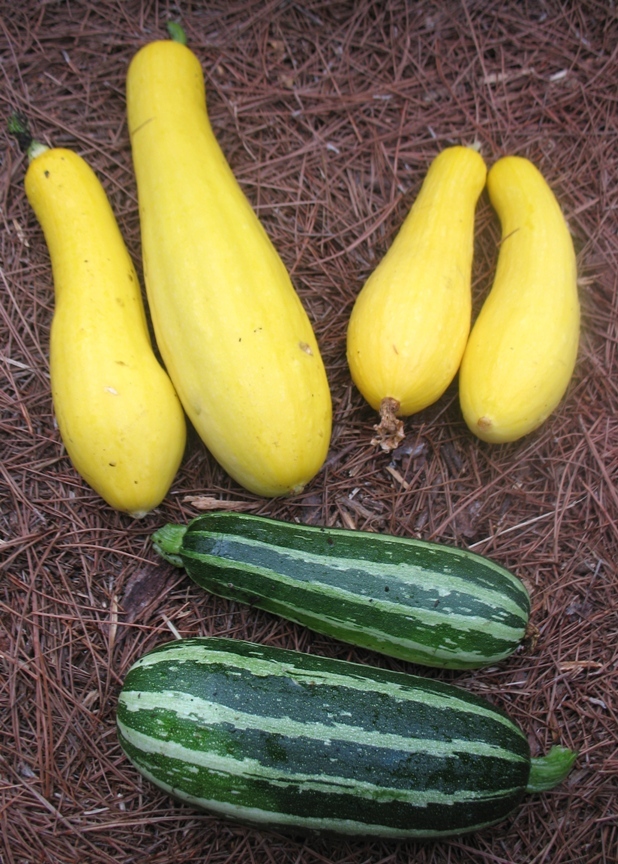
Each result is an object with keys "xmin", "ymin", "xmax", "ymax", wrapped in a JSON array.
[
  {"xmin": 117, "ymin": 637, "xmax": 533, "ymax": 839},
  {"xmin": 153, "ymin": 512, "xmax": 530, "ymax": 669}
]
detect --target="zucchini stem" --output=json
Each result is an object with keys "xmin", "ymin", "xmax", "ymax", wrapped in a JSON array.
[
  {"xmin": 526, "ymin": 745, "xmax": 577, "ymax": 793},
  {"xmin": 152, "ymin": 523, "xmax": 188, "ymax": 567}
]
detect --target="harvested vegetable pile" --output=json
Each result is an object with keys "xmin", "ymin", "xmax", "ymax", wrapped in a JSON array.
[{"xmin": 1, "ymin": 1, "xmax": 616, "ymax": 861}]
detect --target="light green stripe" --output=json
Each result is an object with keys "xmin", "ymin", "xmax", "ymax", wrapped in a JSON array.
[
  {"xmin": 120, "ymin": 751, "xmax": 506, "ymax": 839},
  {"xmin": 257, "ymin": 606, "xmax": 511, "ymax": 664},
  {"xmin": 132, "ymin": 645, "xmax": 526, "ymax": 738},
  {"xmin": 117, "ymin": 717, "xmax": 522, "ymax": 808},
  {"xmin": 184, "ymin": 548, "xmax": 527, "ymax": 638},
  {"xmin": 184, "ymin": 536, "xmax": 526, "ymax": 616},
  {"xmin": 120, "ymin": 689, "xmax": 526, "ymax": 765}
]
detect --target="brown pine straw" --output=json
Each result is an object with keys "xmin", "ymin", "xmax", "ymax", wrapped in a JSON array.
[{"xmin": 1, "ymin": 1, "xmax": 617, "ymax": 862}]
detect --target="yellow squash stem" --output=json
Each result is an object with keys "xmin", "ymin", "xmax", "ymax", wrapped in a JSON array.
[{"xmin": 126, "ymin": 36, "xmax": 332, "ymax": 497}]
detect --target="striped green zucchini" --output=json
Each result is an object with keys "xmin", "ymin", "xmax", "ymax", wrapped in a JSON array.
[
  {"xmin": 152, "ymin": 512, "xmax": 531, "ymax": 669},
  {"xmin": 116, "ymin": 637, "xmax": 576, "ymax": 839}
]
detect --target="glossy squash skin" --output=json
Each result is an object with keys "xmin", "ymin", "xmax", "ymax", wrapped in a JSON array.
[
  {"xmin": 153, "ymin": 511, "xmax": 532, "ymax": 670},
  {"xmin": 126, "ymin": 40, "xmax": 332, "ymax": 497},
  {"xmin": 346, "ymin": 147, "xmax": 486, "ymax": 446},
  {"xmin": 25, "ymin": 147, "xmax": 186, "ymax": 517},
  {"xmin": 117, "ymin": 636, "xmax": 576, "ymax": 839},
  {"xmin": 459, "ymin": 156, "xmax": 580, "ymax": 443}
]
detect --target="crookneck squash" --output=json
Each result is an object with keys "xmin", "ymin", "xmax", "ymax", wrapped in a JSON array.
[
  {"xmin": 459, "ymin": 156, "xmax": 580, "ymax": 443},
  {"xmin": 21, "ymin": 129, "xmax": 186, "ymax": 517},
  {"xmin": 347, "ymin": 146, "xmax": 486, "ymax": 449}
]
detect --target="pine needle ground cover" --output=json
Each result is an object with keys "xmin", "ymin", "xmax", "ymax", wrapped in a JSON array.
[{"xmin": 1, "ymin": 2, "xmax": 616, "ymax": 862}]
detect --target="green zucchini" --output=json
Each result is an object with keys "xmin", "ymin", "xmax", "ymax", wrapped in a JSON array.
[
  {"xmin": 153, "ymin": 512, "xmax": 531, "ymax": 669},
  {"xmin": 116, "ymin": 636, "xmax": 576, "ymax": 839}
]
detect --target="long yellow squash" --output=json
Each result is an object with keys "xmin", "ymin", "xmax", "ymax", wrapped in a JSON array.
[
  {"xmin": 126, "ymin": 38, "xmax": 332, "ymax": 497},
  {"xmin": 346, "ymin": 146, "xmax": 486, "ymax": 450},
  {"xmin": 24, "ymin": 144, "xmax": 186, "ymax": 517},
  {"xmin": 459, "ymin": 156, "xmax": 580, "ymax": 443}
]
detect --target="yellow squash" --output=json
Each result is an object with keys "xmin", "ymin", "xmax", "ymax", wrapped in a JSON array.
[
  {"xmin": 346, "ymin": 146, "xmax": 487, "ymax": 449},
  {"xmin": 459, "ymin": 156, "xmax": 580, "ymax": 443},
  {"xmin": 25, "ymin": 145, "xmax": 186, "ymax": 517},
  {"xmin": 126, "ymin": 38, "xmax": 332, "ymax": 497}
]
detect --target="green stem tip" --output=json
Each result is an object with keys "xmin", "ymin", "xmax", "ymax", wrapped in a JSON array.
[
  {"xmin": 167, "ymin": 21, "xmax": 188, "ymax": 45},
  {"xmin": 526, "ymin": 746, "xmax": 577, "ymax": 794},
  {"xmin": 7, "ymin": 111, "xmax": 33, "ymax": 153},
  {"xmin": 8, "ymin": 112, "xmax": 49, "ymax": 162},
  {"xmin": 152, "ymin": 523, "xmax": 188, "ymax": 567}
]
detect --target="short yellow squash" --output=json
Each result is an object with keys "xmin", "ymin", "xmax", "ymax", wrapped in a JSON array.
[
  {"xmin": 346, "ymin": 146, "xmax": 486, "ymax": 449},
  {"xmin": 459, "ymin": 156, "xmax": 580, "ymax": 443}
]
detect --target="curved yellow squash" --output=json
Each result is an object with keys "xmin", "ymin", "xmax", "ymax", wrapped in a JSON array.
[
  {"xmin": 25, "ymin": 147, "xmax": 186, "ymax": 517},
  {"xmin": 346, "ymin": 146, "xmax": 486, "ymax": 448},
  {"xmin": 126, "ymin": 40, "xmax": 332, "ymax": 497},
  {"xmin": 459, "ymin": 156, "xmax": 580, "ymax": 443}
]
